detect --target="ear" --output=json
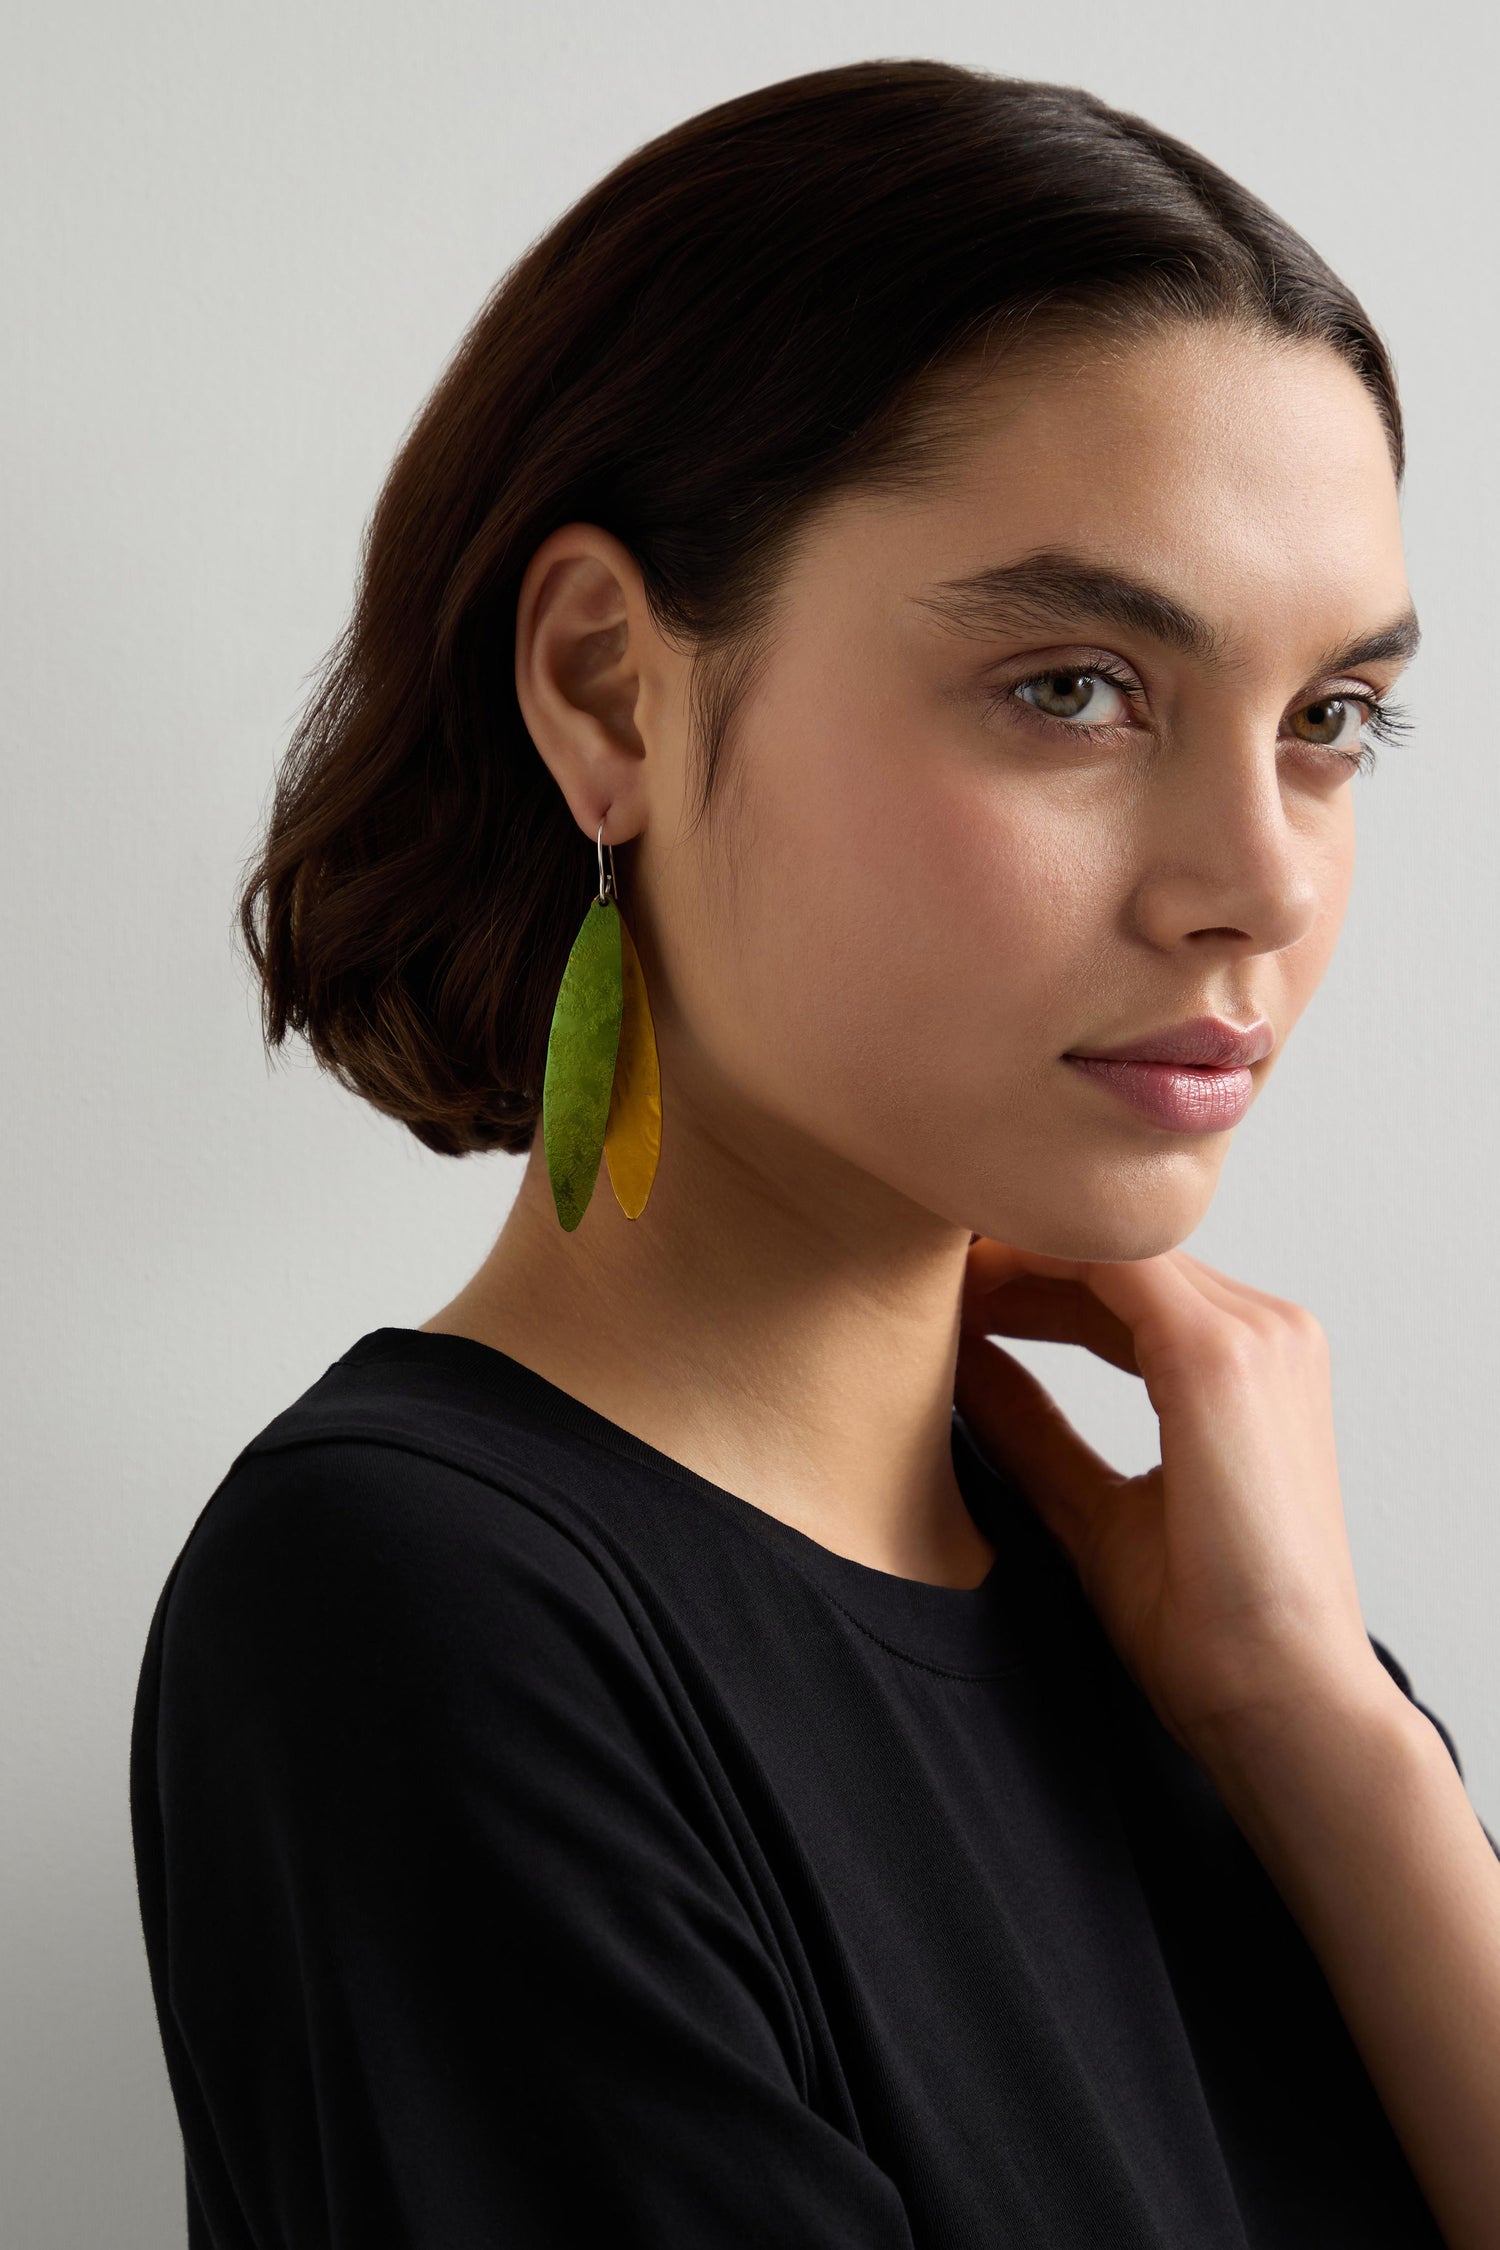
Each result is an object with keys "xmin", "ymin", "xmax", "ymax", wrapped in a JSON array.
[{"xmin": 514, "ymin": 521, "xmax": 669, "ymax": 847}]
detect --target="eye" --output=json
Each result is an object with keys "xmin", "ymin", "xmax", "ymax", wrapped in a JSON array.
[
  {"xmin": 1287, "ymin": 696, "xmax": 1367, "ymax": 751},
  {"xmin": 1013, "ymin": 669, "xmax": 1131, "ymax": 727}
]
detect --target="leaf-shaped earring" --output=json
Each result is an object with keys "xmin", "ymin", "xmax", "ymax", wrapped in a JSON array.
[
  {"xmin": 542, "ymin": 821, "xmax": 662, "ymax": 1231},
  {"xmin": 604, "ymin": 896, "xmax": 662, "ymax": 1219}
]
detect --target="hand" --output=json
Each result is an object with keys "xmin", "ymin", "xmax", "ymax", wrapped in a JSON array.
[{"xmin": 955, "ymin": 1238, "xmax": 1389, "ymax": 1759}]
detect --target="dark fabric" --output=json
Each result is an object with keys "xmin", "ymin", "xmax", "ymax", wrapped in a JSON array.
[{"xmin": 131, "ymin": 1327, "xmax": 1487, "ymax": 2248}]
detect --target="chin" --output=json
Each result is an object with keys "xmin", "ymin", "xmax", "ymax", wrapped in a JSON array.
[{"xmin": 969, "ymin": 1146, "xmax": 1224, "ymax": 1263}]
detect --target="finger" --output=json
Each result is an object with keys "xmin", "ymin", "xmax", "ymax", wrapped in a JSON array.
[
  {"xmin": 954, "ymin": 1329, "xmax": 1124, "ymax": 1568},
  {"xmin": 966, "ymin": 1241, "xmax": 1258, "ymax": 1399},
  {"xmin": 1052, "ymin": 1251, "xmax": 1234, "ymax": 1375},
  {"xmin": 961, "ymin": 1273, "xmax": 1140, "ymax": 1378},
  {"xmin": 964, "ymin": 1239, "xmax": 1138, "ymax": 1360},
  {"xmin": 964, "ymin": 1238, "xmax": 1032, "ymax": 1293},
  {"xmin": 1165, "ymin": 1246, "xmax": 1298, "ymax": 1320},
  {"xmin": 966, "ymin": 1237, "xmax": 1093, "ymax": 1290},
  {"xmin": 968, "ymin": 1235, "xmax": 1255, "ymax": 1314}
]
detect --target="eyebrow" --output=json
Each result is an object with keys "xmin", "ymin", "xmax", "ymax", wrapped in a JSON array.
[{"xmin": 913, "ymin": 547, "xmax": 1422, "ymax": 679}]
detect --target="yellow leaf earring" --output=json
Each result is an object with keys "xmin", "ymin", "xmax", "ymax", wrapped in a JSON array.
[{"xmin": 542, "ymin": 821, "xmax": 662, "ymax": 1231}]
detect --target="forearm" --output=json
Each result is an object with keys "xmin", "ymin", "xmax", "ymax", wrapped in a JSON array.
[{"xmin": 1193, "ymin": 1662, "xmax": 1500, "ymax": 2250}]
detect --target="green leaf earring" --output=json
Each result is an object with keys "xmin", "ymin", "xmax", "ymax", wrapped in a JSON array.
[{"xmin": 542, "ymin": 821, "xmax": 662, "ymax": 1231}]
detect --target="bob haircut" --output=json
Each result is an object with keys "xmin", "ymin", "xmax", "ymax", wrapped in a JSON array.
[{"xmin": 240, "ymin": 57, "xmax": 1402, "ymax": 1158}]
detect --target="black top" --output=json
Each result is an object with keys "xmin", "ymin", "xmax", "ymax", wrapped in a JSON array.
[{"xmin": 131, "ymin": 1327, "xmax": 1482, "ymax": 2248}]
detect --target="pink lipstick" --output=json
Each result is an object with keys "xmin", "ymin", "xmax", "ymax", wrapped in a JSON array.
[{"xmin": 1062, "ymin": 1017, "xmax": 1274, "ymax": 1134}]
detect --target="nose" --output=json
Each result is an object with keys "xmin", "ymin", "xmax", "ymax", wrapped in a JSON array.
[{"xmin": 1128, "ymin": 732, "xmax": 1327, "ymax": 958}]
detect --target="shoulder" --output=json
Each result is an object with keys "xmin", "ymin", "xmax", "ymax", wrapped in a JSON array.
[
  {"xmin": 183, "ymin": 1427, "xmax": 609, "ymax": 1594},
  {"xmin": 159, "ymin": 1431, "xmax": 654, "ymax": 1736}
]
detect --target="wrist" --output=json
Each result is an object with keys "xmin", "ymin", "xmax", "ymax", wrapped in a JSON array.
[{"xmin": 1180, "ymin": 1644, "xmax": 1429, "ymax": 1797}]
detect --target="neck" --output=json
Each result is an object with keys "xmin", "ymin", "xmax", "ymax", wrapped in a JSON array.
[{"xmin": 423, "ymin": 1090, "xmax": 994, "ymax": 1589}]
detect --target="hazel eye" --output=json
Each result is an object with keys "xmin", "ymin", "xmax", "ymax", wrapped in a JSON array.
[
  {"xmin": 1288, "ymin": 696, "xmax": 1365, "ymax": 750},
  {"xmin": 1013, "ymin": 670, "xmax": 1130, "ymax": 726}
]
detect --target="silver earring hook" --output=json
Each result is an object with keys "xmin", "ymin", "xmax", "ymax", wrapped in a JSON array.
[{"xmin": 596, "ymin": 819, "xmax": 617, "ymax": 905}]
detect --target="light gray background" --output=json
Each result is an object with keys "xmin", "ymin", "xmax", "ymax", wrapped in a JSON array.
[{"xmin": 3, "ymin": 2, "xmax": 1495, "ymax": 2242}]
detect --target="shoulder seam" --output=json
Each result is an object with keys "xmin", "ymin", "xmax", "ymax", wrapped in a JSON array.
[{"xmin": 193, "ymin": 1427, "xmax": 656, "ymax": 1645}]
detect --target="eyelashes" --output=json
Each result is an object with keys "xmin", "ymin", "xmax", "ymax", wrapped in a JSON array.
[
  {"xmin": 984, "ymin": 659, "xmax": 1138, "ymax": 730},
  {"xmin": 1359, "ymin": 697, "xmax": 1415, "ymax": 757},
  {"xmin": 1363, "ymin": 698, "xmax": 1414, "ymax": 743},
  {"xmin": 991, "ymin": 662, "xmax": 1414, "ymax": 776},
  {"xmin": 1300, "ymin": 695, "xmax": 1414, "ymax": 777}
]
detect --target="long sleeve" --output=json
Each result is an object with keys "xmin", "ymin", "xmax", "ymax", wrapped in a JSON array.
[{"xmin": 130, "ymin": 1439, "xmax": 914, "ymax": 2250}]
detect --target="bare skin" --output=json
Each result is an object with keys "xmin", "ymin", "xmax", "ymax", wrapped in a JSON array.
[{"xmin": 426, "ymin": 319, "xmax": 1500, "ymax": 2240}]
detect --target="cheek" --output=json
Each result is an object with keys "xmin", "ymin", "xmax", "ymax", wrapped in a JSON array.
[
  {"xmin": 705, "ymin": 711, "xmax": 1113, "ymax": 1139},
  {"xmin": 1286, "ymin": 808, "xmax": 1356, "ymax": 1006}
]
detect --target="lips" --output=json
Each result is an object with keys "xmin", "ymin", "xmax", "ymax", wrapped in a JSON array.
[{"xmin": 1062, "ymin": 1016, "xmax": 1273, "ymax": 1133}]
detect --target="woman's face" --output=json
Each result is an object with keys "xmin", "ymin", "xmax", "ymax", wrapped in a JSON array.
[{"xmin": 636, "ymin": 319, "xmax": 1416, "ymax": 1261}]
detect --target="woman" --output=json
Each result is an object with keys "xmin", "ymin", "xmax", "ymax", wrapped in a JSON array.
[{"xmin": 131, "ymin": 58, "xmax": 1500, "ymax": 2250}]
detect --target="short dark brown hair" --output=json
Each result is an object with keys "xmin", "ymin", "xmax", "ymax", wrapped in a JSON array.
[{"xmin": 240, "ymin": 57, "xmax": 1403, "ymax": 1157}]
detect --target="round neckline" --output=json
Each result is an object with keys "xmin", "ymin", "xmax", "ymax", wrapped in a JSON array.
[{"xmin": 334, "ymin": 1325, "xmax": 1053, "ymax": 1677}]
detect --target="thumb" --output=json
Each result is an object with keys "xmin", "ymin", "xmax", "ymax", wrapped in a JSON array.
[{"xmin": 954, "ymin": 1329, "xmax": 1122, "ymax": 1572}]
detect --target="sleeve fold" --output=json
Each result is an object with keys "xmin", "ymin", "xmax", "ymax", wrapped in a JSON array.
[{"xmin": 133, "ymin": 1440, "xmax": 915, "ymax": 2250}]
